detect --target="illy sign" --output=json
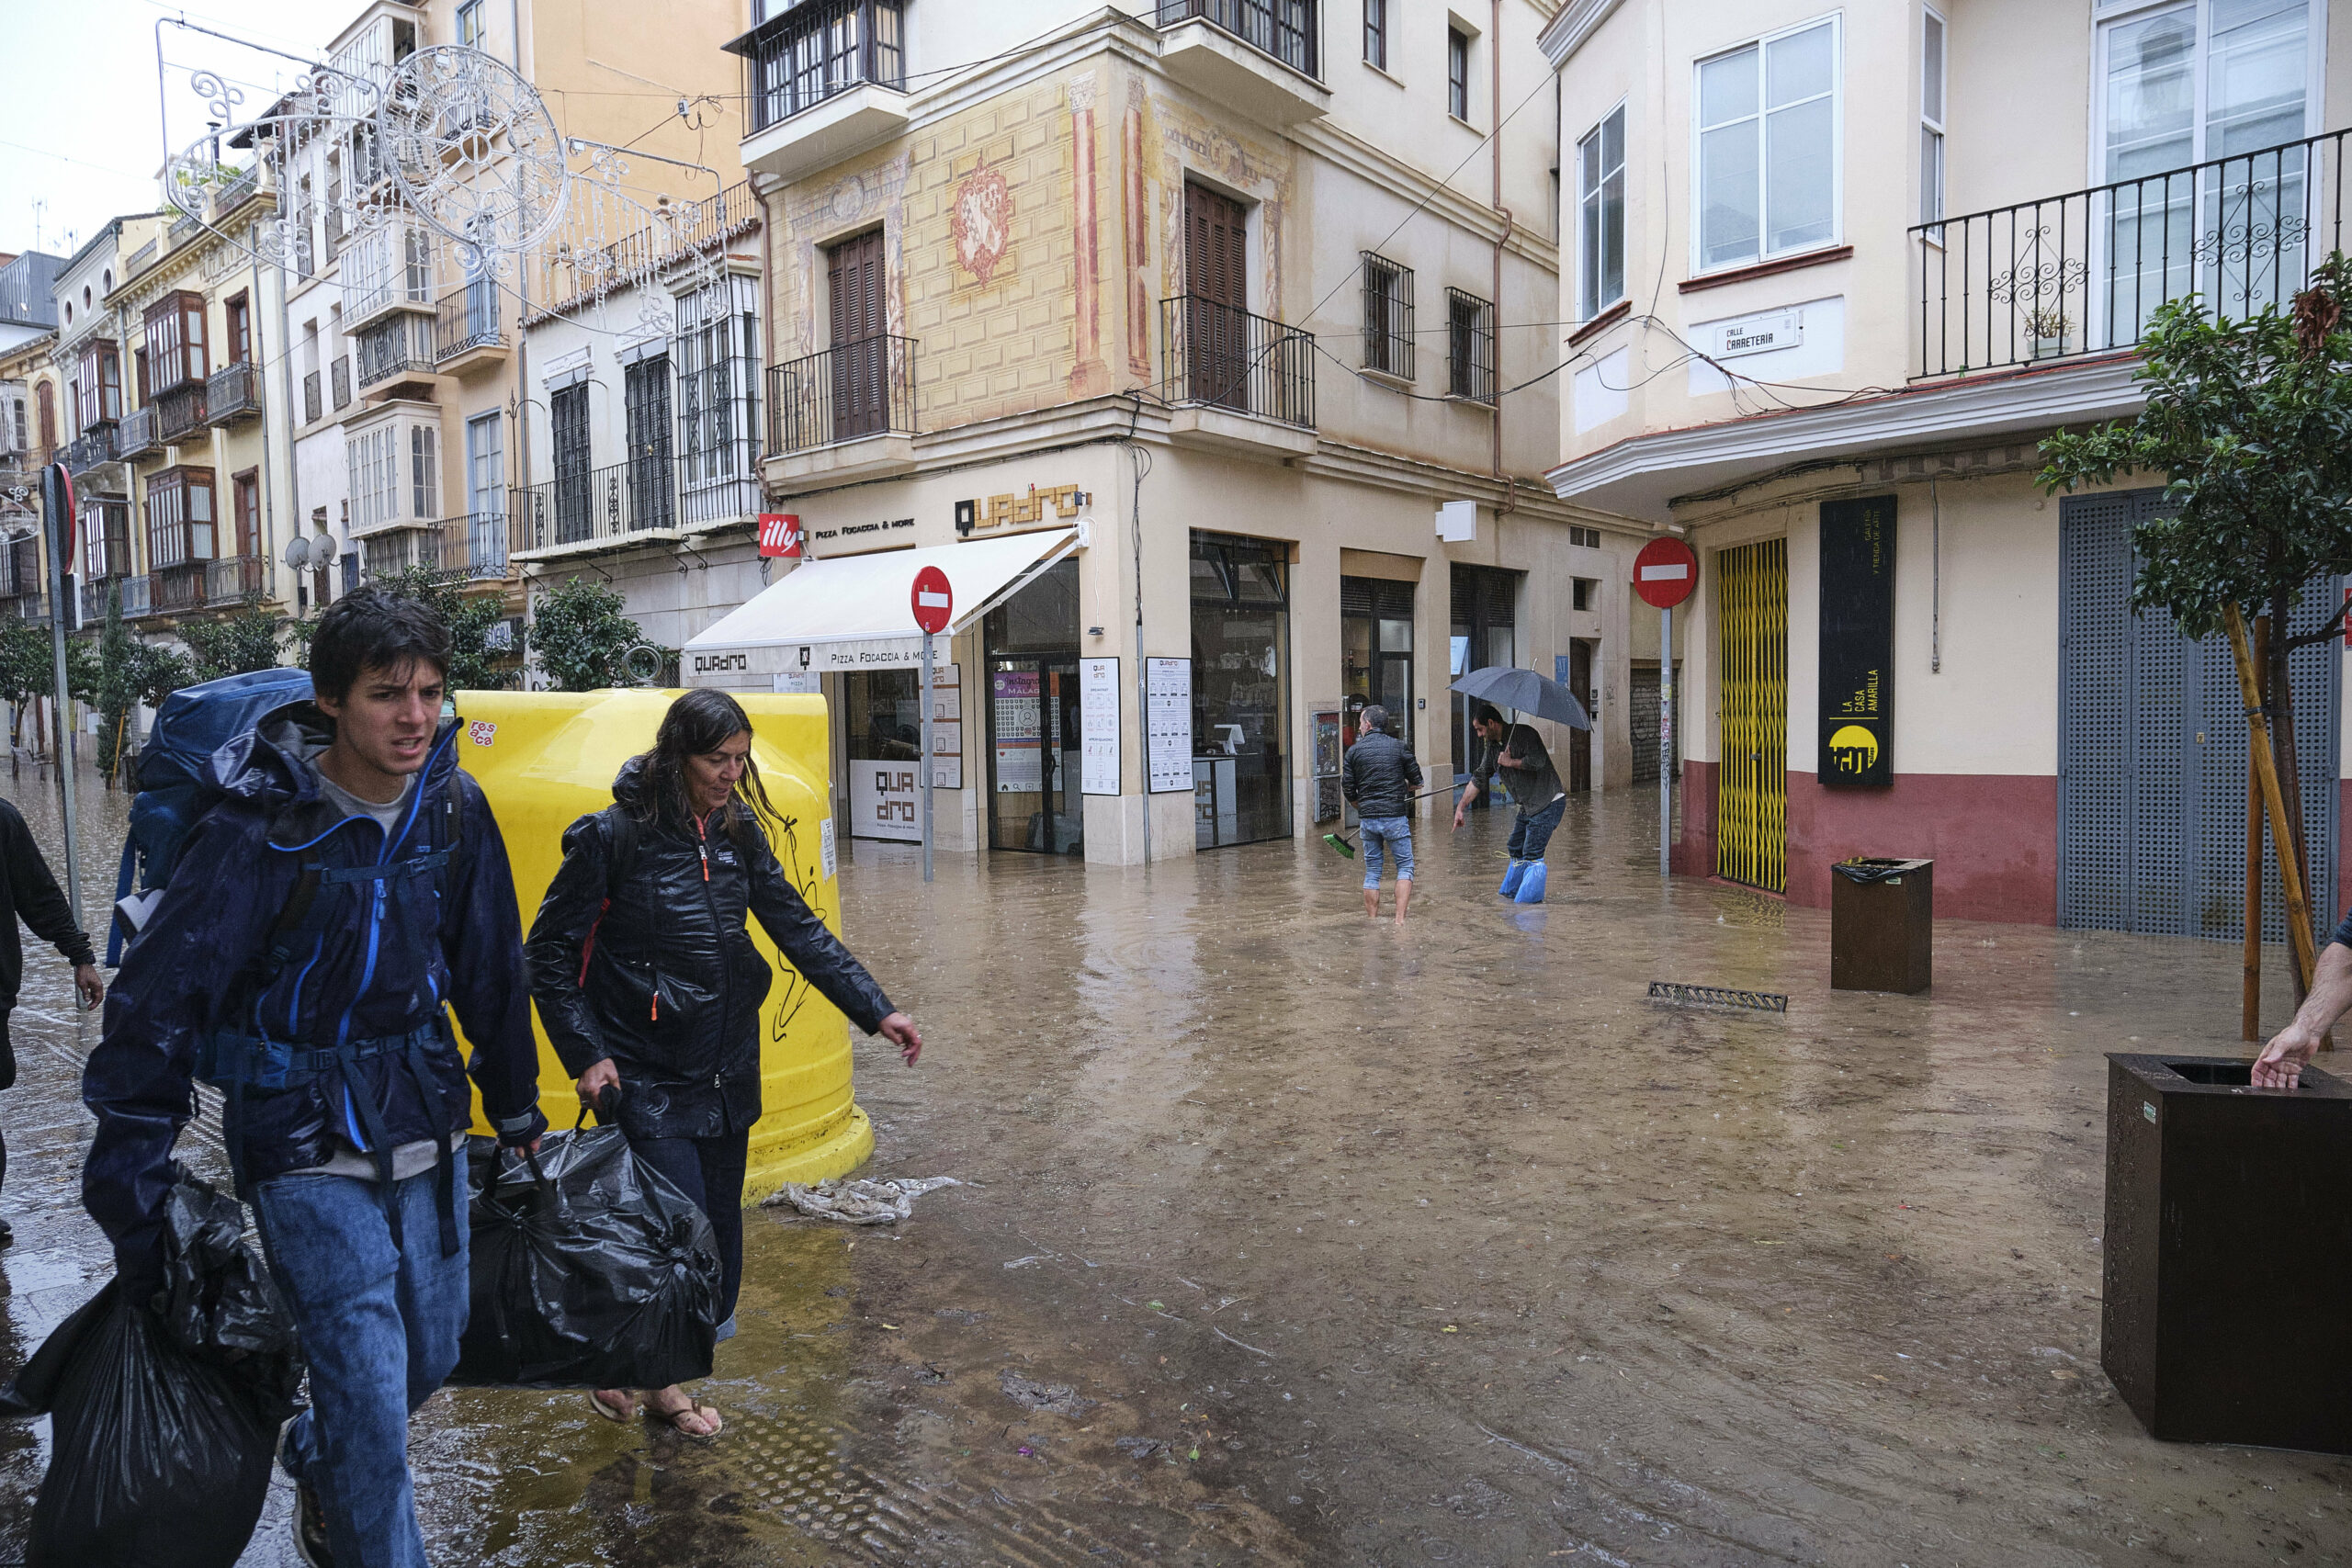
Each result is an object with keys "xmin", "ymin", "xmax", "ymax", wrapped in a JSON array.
[{"xmin": 757, "ymin": 513, "xmax": 802, "ymax": 558}]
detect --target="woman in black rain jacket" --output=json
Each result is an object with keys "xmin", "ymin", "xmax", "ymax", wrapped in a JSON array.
[{"xmin": 526, "ymin": 688, "xmax": 921, "ymax": 1438}]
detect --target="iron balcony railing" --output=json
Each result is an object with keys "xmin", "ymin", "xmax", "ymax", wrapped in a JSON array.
[
  {"xmin": 514, "ymin": 456, "xmax": 684, "ymax": 551},
  {"xmin": 765, "ymin": 336, "xmax": 918, "ymax": 455},
  {"xmin": 356, "ymin": 317, "xmax": 435, "ymax": 389},
  {"xmin": 1160, "ymin": 296, "xmax": 1317, "ymax": 428},
  {"xmin": 150, "ymin": 564, "xmax": 203, "ymax": 615},
  {"xmin": 1156, "ymin": 0, "xmax": 1320, "ymax": 79},
  {"xmin": 123, "ymin": 240, "xmax": 157, "ymax": 278},
  {"xmin": 361, "ymin": 527, "xmax": 443, "ymax": 582},
  {"xmin": 332, "ymin": 356, "xmax": 352, "ymax": 411},
  {"xmin": 205, "ymin": 555, "xmax": 272, "ymax": 606},
  {"xmin": 1912, "ymin": 127, "xmax": 2349, "ymax": 378},
  {"xmin": 62, "ymin": 428, "xmax": 116, "ymax": 475},
  {"xmin": 8, "ymin": 593, "xmax": 47, "ymax": 626},
  {"xmin": 167, "ymin": 212, "xmax": 198, "ymax": 248},
  {"xmin": 527, "ymin": 180, "xmax": 760, "ymax": 318},
  {"xmin": 154, "ymin": 383, "xmax": 209, "ymax": 446},
  {"xmin": 447, "ymin": 512, "xmax": 513, "ymax": 580},
  {"xmin": 435, "ymin": 286, "xmax": 502, "ymax": 360},
  {"xmin": 733, "ymin": 0, "xmax": 905, "ymax": 135},
  {"xmin": 116, "ymin": 572, "xmax": 153, "ymax": 619},
  {"xmin": 303, "ymin": 370, "xmax": 322, "ymax": 425},
  {"xmin": 116, "ymin": 407, "xmax": 160, "ymax": 461},
  {"xmin": 211, "ymin": 164, "xmax": 260, "ymax": 216},
  {"xmin": 79, "ymin": 575, "xmax": 135, "ymax": 623},
  {"xmin": 209, "ymin": 361, "xmax": 262, "ymax": 424}
]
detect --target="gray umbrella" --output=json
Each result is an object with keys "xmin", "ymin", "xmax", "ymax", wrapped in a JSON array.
[{"xmin": 1449, "ymin": 664, "xmax": 1591, "ymax": 730}]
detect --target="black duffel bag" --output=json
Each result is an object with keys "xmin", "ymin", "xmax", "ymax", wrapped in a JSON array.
[
  {"xmin": 1, "ymin": 1171, "xmax": 302, "ymax": 1567},
  {"xmin": 449, "ymin": 1098, "xmax": 723, "ymax": 1390}
]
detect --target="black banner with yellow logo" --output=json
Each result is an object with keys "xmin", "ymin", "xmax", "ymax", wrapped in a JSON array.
[{"xmin": 1819, "ymin": 495, "xmax": 1895, "ymax": 787}]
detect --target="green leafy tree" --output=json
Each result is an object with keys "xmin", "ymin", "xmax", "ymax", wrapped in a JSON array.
[
  {"xmin": 0, "ymin": 618, "xmax": 53, "ymax": 764},
  {"xmin": 528, "ymin": 575, "xmax": 645, "ymax": 692},
  {"xmin": 93, "ymin": 584, "xmax": 192, "ymax": 786},
  {"xmin": 372, "ymin": 567, "xmax": 514, "ymax": 692},
  {"xmin": 183, "ymin": 597, "xmax": 288, "ymax": 682},
  {"xmin": 2040, "ymin": 252, "xmax": 2352, "ymax": 983}
]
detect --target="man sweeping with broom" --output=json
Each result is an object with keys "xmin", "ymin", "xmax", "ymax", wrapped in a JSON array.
[{"xmin": 1340, "ymin": 705, "xmax": 1422, "ymax": 924}]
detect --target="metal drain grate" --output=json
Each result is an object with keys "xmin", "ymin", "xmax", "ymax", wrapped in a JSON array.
[{"xmin": 1646, "ymin": 980, "xmax": 1789, "ymax": 1013}]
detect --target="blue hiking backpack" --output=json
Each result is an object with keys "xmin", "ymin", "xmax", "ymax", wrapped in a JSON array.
[{"xmin": 108, "ymin": 668, "xmax": 318, "ymax": 964}]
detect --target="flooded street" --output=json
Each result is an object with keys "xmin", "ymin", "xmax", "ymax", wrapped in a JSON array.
[{"xmin": 0, "ymin": 761, "xmax": 2346, "ymax": 1565}]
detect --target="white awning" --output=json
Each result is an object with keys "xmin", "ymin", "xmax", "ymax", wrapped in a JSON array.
[{"xmin": 684, "ymin": 528, "xmax": 1081, "ymax": 672}]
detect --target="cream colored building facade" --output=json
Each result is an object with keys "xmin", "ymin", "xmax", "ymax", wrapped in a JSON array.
[
  {"xmin": 693, "ymin": 0, "xmax": 1655, "ymax": 866},
  {"xmin": 1544, "ymin": 0, "xmax": 2352, "ymax": 933}
]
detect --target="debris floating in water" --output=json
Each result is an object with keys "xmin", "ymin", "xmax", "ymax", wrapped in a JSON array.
[
  {"xmin": 761, "ymin": 1175, "xmax": 964, "ymax": 1224},
  {"xmin": 1645, "ymin": 980, "xmax": 1790, "ymax": 1014}
]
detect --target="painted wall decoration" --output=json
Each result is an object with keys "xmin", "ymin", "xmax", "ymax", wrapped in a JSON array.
[
  {"xmin": 1818, "ymin": 494, "xmax": 1897, "ymax": 786},
  {"xmin": 951, "ymin": 163, "xmax": 1012, "ymax": 286}
]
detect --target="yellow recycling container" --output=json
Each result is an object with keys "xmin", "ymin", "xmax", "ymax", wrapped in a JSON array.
[{"xmin": 449, "ymin": 688, "xmax": 872, "ymax": 1201}]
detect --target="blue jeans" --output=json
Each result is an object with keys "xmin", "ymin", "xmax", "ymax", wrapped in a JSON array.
[
  {"xmin": 252, "ymin": 1165, "xmax": 469, "ymax": 1568},
  {"xmin": 628, "ymin": 1128, "xmax": 748, "ymax": 1342},
  {"xmin": 1359, "ymin": 816, "xmax": 1414, "ymax": 889},
  {"xmin": 1507, "ymin": 795, "xmax": 1566, "ymax": 863}
]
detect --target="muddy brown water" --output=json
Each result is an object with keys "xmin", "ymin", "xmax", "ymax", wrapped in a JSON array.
[{"xmin": 0, "ymin": 761, "xmax": 2345, "ymax": 1565}]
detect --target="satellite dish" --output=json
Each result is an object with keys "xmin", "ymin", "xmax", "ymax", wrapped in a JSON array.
[{"xmin": 282, "ymin": 535, "xmax": 312, "ymax": 570}]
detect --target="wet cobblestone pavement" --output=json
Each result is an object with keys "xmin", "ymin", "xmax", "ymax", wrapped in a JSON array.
[{"xmin": 0, "ymin": 761, "xmax": 2346, "ymax": 1565}]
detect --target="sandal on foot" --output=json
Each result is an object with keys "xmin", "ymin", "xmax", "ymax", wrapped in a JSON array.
[
  {"xmin": 646, "ymin": 1399, "xmax": 722, "ymax": 1438},
  {"xmin": 586, "ymin": 1390, "xmax": 636, "ymax": 1423}
]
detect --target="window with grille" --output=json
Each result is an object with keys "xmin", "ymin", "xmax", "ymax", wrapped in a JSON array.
[
  {"xmin": 1577, "ymin": 105, "xmax": 1626, "ymax": 319},
  {"xmin": 624, "ymin": 354, "xmax": 675, "ymax": 532},
  {"xmin": 1360, "ymin": 252, "xmax": 1414, "ymax": 378},
  {"xmin": 675, "ymin": 275, "xmax": 760, "ymax": 490},
  {"xmin": 1363, "ymin": 0, "xmax": 1386, "ymax": 69},
  {"xmin": 1448, "ymin": 28, "xmax": 1471, "ymax": 121},
  {"xmin": 1445, "ymin": 288, "xmax": 1495, "ymax": 402}
]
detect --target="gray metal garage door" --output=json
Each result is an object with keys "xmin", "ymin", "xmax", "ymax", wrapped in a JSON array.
[{"xmin": 2059, "ymin": 490, "xmax": 2340, "ymax": 942}]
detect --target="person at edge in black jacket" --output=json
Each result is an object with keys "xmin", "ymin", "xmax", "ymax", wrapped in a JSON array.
[
  {"xmin": 0, "ymin": 796, "xmax": 105, "ymax": 1247},
  {"xmin": 526, "ymin": 687, "xmax": 922, "ymax": 1440},
  {"xmin": 82, "ymin": 589, "xmax": 548, "ymax": 1568}
]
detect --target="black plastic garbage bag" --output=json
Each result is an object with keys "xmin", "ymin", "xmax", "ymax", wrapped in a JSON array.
[
  {"xmin": 449, "ymin": 1123, "xmax": 722, "ymax": 1390},
  {"xmin": 0, "ymin": 1171, "xmax": 301, "ymax": 1568}
]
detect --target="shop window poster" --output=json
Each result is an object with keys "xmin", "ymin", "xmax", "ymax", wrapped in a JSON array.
[
  {"xmin": 993, "ymin": 670, "xmax": 1044, "ymax": 793},
  {"xmin": 1818, "ymin": 494, "xmax": 1895, "ymax": 787}
]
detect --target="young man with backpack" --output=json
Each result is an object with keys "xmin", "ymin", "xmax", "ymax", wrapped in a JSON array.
[
  {"xmin": 0, "ymin": 797, "xmax": 105, "ymax": 1247},
  {"xmin": 81, "ymin": 589, "xmax": 548, "ymax": 1568}
]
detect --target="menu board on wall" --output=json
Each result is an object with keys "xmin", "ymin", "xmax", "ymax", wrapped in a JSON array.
[
  {"xmin": 1080, "ymin": 657, "xmax": 1121, "ymax": 795},
  {"xmin": 929, "ymin": 660, "xmax": 962, "ymax": 789},
  {"xmin": 992, "ymin": 669, "xmax": 1043, "ymax": 793},
  {"xmin": 1818, "ymin": 494, "xmax": 1896, "ymax": 787},
  {"xmin": 1147, "ymin": 658, "xmax": 1193, "ymax": 794}
]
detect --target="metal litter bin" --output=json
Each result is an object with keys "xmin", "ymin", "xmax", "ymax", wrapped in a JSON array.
[
  {"xmin": 2102, "ymin": 1054, "xmax": 2352, "ymax": 1452},
  {"xmin": 1829, "ymin": 857, "xmax": 1932, "ymax": 994}
]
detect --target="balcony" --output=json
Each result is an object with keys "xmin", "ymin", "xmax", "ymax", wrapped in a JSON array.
[
  {"xmin": 1913, "ymin": 127, "xmax": 2348, "ymax": 379},
  {"xmin": 359, "ymin": 526, "xmax": 447, "ymax": 581},
  {"xmin": 356, "ymin": 316, "xmax": 437, "ymax": 394},
  {"xmin": 7, "ymin": 593, "xmax": 48, "ymax": 626},
  {"xmin": 434, "ymin": 286, "xmax": 508, "ymax": 378},
  {"xmin": 204, "ymin": 555, "xmax": 274, "ymax": 607},
  {"xmin": 445, "ymin": 512, "xmax": 514, "ymax": 581},
  {"xmin": 208, "ymin": 164, "xmax": 265, "ymax": 220},
  {"xmin": 1159, "ymin": 295, "xmax": 1317, "ymax": 456},
  {"xmin": 62, "ymin": 429, "xmax": 116, "ymax": 476},
  {"xmin": 154, "ymin": 384, "xmax": 210, "ymax": 446},
  {"xmin": 124, "ymin": 240, "xmax": 158, "ymax": 279},
  {"xmin": 116, "ymin": 407, "xmax": 161, "ymax": 462},
  {"xmin": 343, "ymin": 220, "xmax": 436, "ymax": 331},
  {"xmin": 763, "ymin": 335, "xmax": 918, "ymax": 487},
  {"xmin": 149, "ymin": 564, "xmax": 204, "ymax": 616},
  {"xmin": 209, "ymin": 361, "xmax": 262, "ymax": 425},
  {"xmin": 1155, "ymin": 0, "xmax": 1329, "ymax": 127},
  {"xmin": 727, "ymin": 0, "xmax": 910, "ymax": 183},
  {"xmin": 513, "ymin": 456, "xmax": 689, "ymax": 559}
]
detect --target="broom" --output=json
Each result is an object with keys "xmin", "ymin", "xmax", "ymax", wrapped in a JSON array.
[{"xmin": 1322, "ymin": 785, "xmax": 1455, "ymax": 859}]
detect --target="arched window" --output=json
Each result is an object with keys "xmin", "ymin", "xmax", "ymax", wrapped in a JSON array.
[{"xmin": 35, "ymin": 382, "xmax": 55, "ymax": 452}]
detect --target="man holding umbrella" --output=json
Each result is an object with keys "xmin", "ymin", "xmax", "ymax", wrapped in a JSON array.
[{"xmin": 1449, "ymin": 665, "xmax": 1589, "ymax": 905}]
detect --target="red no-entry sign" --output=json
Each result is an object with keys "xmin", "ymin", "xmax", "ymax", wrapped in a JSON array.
[
  {"xmin": 910, "ymin": 565, "xmax": 953, "ymax": 635},
  {"xmin": 1634, "ymin": 537, "xmax": 1699, "ymax": 610}
]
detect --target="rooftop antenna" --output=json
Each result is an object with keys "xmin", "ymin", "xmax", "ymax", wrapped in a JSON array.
[{"xmin": 30, "ymin": 199, "xmax": 44, "ymax": 254}]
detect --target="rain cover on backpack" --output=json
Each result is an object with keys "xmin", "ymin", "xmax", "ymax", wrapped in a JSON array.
[{"xmin": 109, "ymin": 667, "xmax": 315, "ymax": 962}]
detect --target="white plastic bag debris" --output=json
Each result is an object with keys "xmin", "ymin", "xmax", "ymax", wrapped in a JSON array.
[{"xmin": 759, "ymin": 1175, "xmax": 963, "ymax": 1225}]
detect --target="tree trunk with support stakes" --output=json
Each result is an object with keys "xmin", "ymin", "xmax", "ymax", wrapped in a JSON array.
[
  {"xmin": 2268, "ymin": 583, "xmax": 2313, "ymax": 1018},
  {"xmin": 2245, "ymin": 616, "xmax": 2268, "ymax": 1043},
  {"xmin": 2224, "ymin": 604, "xmax": 2322, "ymax": 1044}
]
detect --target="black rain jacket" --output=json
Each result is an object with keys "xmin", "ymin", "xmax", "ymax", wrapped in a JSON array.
[
  {"xmin": 1340, "ymin": 730, "xmax": 1425, "ymax": 819},
  {"xmin": 526, "ymin": 758, "xmax": 895, "ymax": 1143},
  {"xmin": 0, "ymin": 795, "xmax": 95, "ymax": 1006}
]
